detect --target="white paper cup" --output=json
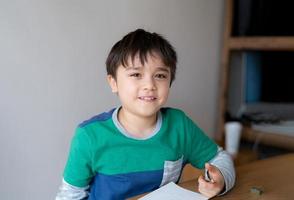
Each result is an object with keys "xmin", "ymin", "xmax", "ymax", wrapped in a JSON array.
[{"xmin": 225, "ymin": 122, "xmax": 242, "ymax": 156}]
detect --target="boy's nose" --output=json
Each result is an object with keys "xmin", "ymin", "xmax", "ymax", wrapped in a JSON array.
[{"xmin": 143, "ymin": 77, "xmax": 156, "ymax": 90}]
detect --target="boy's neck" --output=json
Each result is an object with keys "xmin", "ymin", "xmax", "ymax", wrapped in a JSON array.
[{"xmin": 118, "ymin": 108, "xmax": 158, "ymax": 138}]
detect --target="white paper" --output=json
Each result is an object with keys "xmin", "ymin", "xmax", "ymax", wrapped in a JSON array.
[{"xmin": 139, "ymin": 182, "xmax": 208, "ymax": 200}]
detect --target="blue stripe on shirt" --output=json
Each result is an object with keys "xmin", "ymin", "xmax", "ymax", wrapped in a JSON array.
[
  {"xmin": 88, "ymin": 170, "xmax": 163, "ymax": 200},
  {"xmin": 79, "ymin": 108, "xmax": 115, "ymax": 128}
]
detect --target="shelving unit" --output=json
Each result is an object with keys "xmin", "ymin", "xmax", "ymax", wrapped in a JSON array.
[
  {"xmin": 217, "ymin": 0, "xmax": 294, "ymax": 151},
  {"xmin": 228, "ymin": 37, "xmax": 294, "ymax": 50}
]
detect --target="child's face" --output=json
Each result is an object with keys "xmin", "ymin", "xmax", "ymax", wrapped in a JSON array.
[{"xmin": 108, "ymin": 52, "xmax": 171, "ymax": 119}]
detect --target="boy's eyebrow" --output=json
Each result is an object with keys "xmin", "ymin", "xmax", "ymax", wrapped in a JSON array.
[
  {"xmin": 156, "ymin": 67, "xmax": 170, "ymax": 73},
  {"xmin": 125, "ymin": 66, "xmax": 170, "ymax": 72}
]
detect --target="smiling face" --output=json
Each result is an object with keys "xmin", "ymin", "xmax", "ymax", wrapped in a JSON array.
[{"xmin": 108, "ymin": 52, "xmax": 171, "ymax": 120}]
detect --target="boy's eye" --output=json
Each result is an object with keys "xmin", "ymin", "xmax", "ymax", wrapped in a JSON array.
[
  {"xmin": 130, "ymin": 73, "xmax": 141, "ymax": 78},
  {"xmin": 155, "ymin": 73, "xmax": 167, "ymax": 79}
]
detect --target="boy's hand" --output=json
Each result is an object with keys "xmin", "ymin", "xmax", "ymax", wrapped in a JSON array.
[{"xmin": 198, "ymin": 163, "xmax": 225, "ymax": 198}]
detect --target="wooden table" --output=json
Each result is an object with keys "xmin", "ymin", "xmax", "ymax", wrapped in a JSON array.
[{"xmin": 129, "ymin": 153, "xmax": 294, "ymax": 200}]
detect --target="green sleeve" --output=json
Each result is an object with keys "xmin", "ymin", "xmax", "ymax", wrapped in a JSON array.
[
  {"xmin": 63, "ymin": 127, "xmax": 94, "ymax": 187},
  {"xmin": 185, "ymin": 115, "xmax": 217, "ymax": 169}
]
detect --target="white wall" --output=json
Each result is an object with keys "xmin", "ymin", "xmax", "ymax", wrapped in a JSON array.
[{"xmin": 0, "ymin": 0, "xmax": 224, "ymax": 199}]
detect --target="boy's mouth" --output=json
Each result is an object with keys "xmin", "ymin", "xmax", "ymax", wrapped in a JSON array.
[{"xmin": 138, "ymin": 96, "xmax": 157, "ymax": 101}]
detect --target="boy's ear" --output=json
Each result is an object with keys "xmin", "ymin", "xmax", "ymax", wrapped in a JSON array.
[{"xmin": 107, "ymin": 75, "xmax": 118, "ymax": 93}]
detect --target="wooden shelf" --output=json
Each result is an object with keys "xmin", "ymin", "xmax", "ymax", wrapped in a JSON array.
[
  {"xmin": 228, "ymin": 37, "xmax": 294, "ymax": 50},
  {"xmin": 217, "ymin": 0, "xmax": 294, "ymax": 151},
  {"xmin": 242, "ymin": 126, "xmax": 294, "ymax": 151}
]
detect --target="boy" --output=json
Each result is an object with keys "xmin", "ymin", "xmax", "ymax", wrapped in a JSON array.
[{"xmin": 56, "ymin": 29, "xmax": 235, "ymax": 200}]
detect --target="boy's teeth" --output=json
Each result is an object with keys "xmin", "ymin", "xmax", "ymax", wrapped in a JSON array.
[{"xmin": 140, "ymin": 97, "xmax": 155, "ymax": 100}]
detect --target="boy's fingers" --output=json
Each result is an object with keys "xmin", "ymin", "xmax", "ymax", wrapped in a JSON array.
[
  {"xmin": 198, "ymin": 175, "xmax": 214, "ymax": 190},
  {"xmin": 205, "ymin": 163, "xmax": 219, "ymax": 179},
  {"xmin": 198, "ymin": 175, "xmax": 207, "ymax": 185}
]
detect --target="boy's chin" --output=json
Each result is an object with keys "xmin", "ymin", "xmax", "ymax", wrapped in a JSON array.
[{"xmin": 121, "ymin": 104, "xmax": 163, "ymax": 118}]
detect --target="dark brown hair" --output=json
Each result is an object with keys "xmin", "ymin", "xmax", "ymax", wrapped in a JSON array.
[{"xmin": 106, "ymin": 29, "xmax": 177, "ymax": 84}]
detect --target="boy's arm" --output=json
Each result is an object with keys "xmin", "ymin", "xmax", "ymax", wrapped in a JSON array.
[
  {"xmin": 55, "ymin": 179, "xmax": 89, "ymax": 200},
  {"xmin": 57, "ymin": 127, "xmax": 94, "ymax": 199},
  {"xmin": 207, "ymin": 147, "xmax": 235, "ymax": 195}
]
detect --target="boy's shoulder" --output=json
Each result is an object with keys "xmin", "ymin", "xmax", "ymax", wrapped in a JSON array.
[{"xmin": 78, "ymin": 108, "xmax": 116, "ymax": 128}]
